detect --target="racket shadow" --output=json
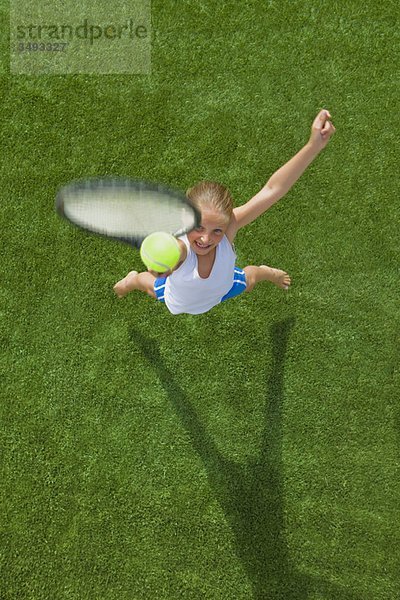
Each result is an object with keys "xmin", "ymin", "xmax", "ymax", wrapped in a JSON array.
[{"xmin": 130, "ymin": 320, "xmax": 360, "ymax": 600}]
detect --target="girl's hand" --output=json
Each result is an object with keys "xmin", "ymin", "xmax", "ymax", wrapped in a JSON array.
[
  {"xmin": 148, "ymin": 268, "xmax": 172, "ymax": 278},
  {"xmin": 308, "ymin": 109, "xmax": 336, "ymax": 151}
]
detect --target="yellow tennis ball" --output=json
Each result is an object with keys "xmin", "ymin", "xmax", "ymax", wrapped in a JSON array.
[{"xmin": 140, "ymin": 232, "xmax": 180, "ymax": 273}]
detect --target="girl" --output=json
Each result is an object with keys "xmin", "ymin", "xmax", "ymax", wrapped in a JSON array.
[{"xmin": 114, "ymin": 109, "xmax": 335, "ymax": 315}]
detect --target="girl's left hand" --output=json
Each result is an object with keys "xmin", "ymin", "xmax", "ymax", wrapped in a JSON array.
[
  {"xmin": 148, "ymin": 268, "xmax": 172, "ymax": 278},
  {"xmin": 309, "ymin": 109, "xmax": 336, "ymax": 151}
]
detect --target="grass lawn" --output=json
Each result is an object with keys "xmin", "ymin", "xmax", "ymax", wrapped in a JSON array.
[{"xmin": 1, "ymin": 0, "xmax": 399, "ymax": 598}]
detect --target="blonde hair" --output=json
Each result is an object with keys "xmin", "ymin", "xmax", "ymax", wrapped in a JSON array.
[{"xmin": 186, "ymin": 181, "xmax": 233, "ymax": 221}]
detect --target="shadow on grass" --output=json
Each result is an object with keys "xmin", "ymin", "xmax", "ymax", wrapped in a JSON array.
[{"xmin": 131, "ymin": 319, "xmax": 359, "ymax": 600}]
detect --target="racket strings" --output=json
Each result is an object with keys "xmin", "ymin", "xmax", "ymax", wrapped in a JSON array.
[{"xmin": 61, "ymin": 184, "xmax": 198, "ymax": 241}]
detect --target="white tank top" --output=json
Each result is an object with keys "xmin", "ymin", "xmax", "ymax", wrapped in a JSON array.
[{"xmin": 164, "ymin": 234, "xmax": 237, "ymax": 315}]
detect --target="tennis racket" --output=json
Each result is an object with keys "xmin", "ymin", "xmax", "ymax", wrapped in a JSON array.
[{"xmin": 55, "ymin": 177, "xmax": 201, "ymax": 248}]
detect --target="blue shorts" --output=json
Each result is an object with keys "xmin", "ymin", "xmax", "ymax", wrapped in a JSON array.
[{"xmin": 154, "ymin": 267, "xmax": 247, "ymax": 304}]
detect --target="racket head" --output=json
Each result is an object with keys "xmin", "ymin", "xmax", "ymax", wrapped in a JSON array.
[{"xmin": 55, "ymin": 177, "xmax": 201, "ymax": 248}]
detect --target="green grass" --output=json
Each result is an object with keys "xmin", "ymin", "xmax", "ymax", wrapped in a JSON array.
[{"xmin": 1, "ymin": 0, "xmax": 399, "ymax": 598}]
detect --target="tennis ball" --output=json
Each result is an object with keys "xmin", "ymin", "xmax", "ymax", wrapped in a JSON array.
[{"xmin": 140, "ymin": 232, "xmax": 180, "ymax": 273}]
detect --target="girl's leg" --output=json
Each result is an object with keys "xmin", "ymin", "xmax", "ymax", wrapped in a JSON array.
[
  {"xmin": 113, "ymin": 271, "xmax": 157, "ymax": 298},
  {"xmin": 243, "ymin": 265, "xmax": 291, "ymax": 293}
]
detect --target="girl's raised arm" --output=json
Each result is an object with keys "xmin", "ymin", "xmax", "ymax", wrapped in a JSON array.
[{"xmin": 232, "ymin": 109, "xmax": 336, "ymax": 231}]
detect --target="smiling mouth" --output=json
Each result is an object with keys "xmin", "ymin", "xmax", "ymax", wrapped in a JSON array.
[{"xmin": 195, "ymin": 241, "xmax": 211, "ymax": 249}]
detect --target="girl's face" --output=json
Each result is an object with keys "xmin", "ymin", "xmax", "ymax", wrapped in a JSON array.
[{"xmin": 187, "ymin": 207, "xmax": 230, "ymax": 256}]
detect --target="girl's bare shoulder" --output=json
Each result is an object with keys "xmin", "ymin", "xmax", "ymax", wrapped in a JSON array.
[
  {"xmin": 174, "ymin": 238, "xmax": 187, "ymax": 269},
  {"xmin": 225, "ymin": 212, "xmax": 240, "ymax": 244}
]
